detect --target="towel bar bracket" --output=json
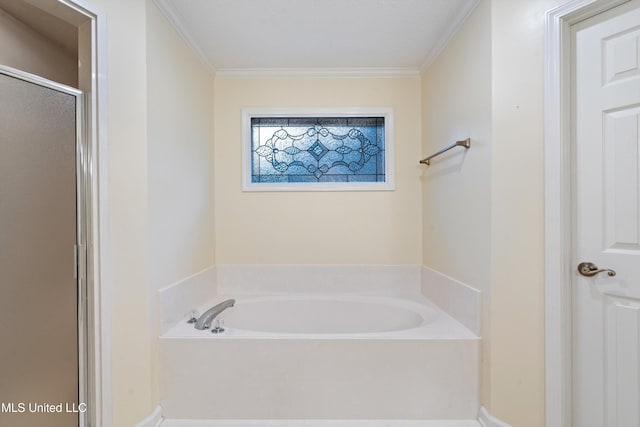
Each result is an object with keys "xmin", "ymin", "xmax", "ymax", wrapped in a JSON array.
[{"xmin": 420, "ymin": 138, "xmax": 471, "ymax": 165}]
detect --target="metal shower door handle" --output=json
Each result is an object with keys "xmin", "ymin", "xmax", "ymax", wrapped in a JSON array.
[{"xmin": 577, "ymin": 262, "xmax": 616, "ymax": 277}]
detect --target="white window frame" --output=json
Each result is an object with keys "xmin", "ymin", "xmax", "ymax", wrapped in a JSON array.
[{"xmin": 242, "ymin": 107, "xmax": 395, "ymax": 192}]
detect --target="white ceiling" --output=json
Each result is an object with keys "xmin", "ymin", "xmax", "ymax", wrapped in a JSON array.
[{"xmin": 155, "ymin": 0, "xmax": 479, "ymax": 74}]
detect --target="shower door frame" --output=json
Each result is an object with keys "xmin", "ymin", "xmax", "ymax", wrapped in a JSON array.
[
  {"xmin": 1, "ymin": 64, "xmax": 89, "ymax": 425},
  {"xmin": 55, "ymin": 2, "xmax": 111, "ymax": 426}
]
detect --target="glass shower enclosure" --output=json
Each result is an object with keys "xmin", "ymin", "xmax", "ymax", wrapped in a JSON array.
[{"xmin": 0, "ymin": 66, "xmax": 87, "ymax": 427}]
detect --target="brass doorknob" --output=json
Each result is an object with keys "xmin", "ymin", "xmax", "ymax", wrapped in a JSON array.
[{"xmin": 577, "ymin": 262, "xmax": 616, "ymax": 277}]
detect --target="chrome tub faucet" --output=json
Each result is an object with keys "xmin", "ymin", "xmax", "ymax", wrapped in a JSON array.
[{"xmin": 194, "ymin": 299, "xmax": 235, "ymax": 330}]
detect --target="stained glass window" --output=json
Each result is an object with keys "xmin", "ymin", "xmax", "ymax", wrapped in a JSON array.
[{"xmin": 243, "ymin": 109, "xmax": 394, "ymax": 191}]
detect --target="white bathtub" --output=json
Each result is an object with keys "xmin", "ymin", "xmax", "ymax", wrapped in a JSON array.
[
  {"xmin": 221, "ymin": 296, "xmax": 431, "ymax": 334},
  {"xmin": 160, "ymin": 295, "xmax": 479, "ymax": 420},
  {"xmin": 167, "ymin": 295, "xmax": 468, "ymax": 338}
]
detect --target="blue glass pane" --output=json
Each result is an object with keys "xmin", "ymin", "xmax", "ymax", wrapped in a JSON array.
[
  {"xmin": 288, "ymin": 175, "xmax": 320, "ymax": 183},
  {"xmin": 348, "ymin": 174, "xmax": 377, "ymax": 182},
  {"xmin": 250, "ymin": 116, "xmax": 386, "ymax": 184},
  {"xmin": 319, "ymin": 174, "xmax": 349, "ymax": 183}
]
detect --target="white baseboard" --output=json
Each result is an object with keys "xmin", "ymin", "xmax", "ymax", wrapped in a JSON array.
[
  {"xmin": 217, "ymin": 264, "xmax": 422, "ymax": 296},
  {"xmin": 158, "ymin": 266, "xmax": 217, "ymax": 334},
  {"xmin": 421, "ymin": 266, "xmax": 481, "ymax": 335},
  {"xmin": 161, "ymin": 421, "xmax": 480, "ymax": 427},
  {"xmin": 478, "ymin": 406, "xmax": 512, "ymax": 427},
  {"xmin": 133, "ymin": 405, "xmax": 163, "ymax": 427}
]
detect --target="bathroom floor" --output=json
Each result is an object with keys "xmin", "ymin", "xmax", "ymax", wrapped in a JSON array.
[{"xmin": 160, "ymin": 420, "xmax": 482, "ymax": 427}]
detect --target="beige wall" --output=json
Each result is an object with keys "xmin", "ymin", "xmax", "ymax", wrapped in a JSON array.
[
  {"xmin": 421, "ymin": 2, "xmax": 492, "ymax": 291},
  {"xmin": 421, "ymin": 0, "xmax": 492, "ymax": 410},
  {"xmin": 214, "ymin": 77, "xmax": 422, "ymax": 265},
  {"xmin": 489, "ymin": 1, "xmax": 564, "ymax": 426},
  {"xmin": 83, "ymin": 0, "xmax": 152, "ymax": 425},
  {"xmin": 104, "ymin": 0, "xmax": 152, "ymax": 422},
  {"xmin": 146, "ymin": 0, "xmax": 216, "ymax": 402},
  {"xmin": 0, "ymin": 7, "xmax": 77, "ymax": 87},
  {"xmin": 146, "ymin": 3, "xmax": 215, "ymax": 293},
  {"xmin": 423, "ymin": 1, "xmax": 569, "ymax": 426}
]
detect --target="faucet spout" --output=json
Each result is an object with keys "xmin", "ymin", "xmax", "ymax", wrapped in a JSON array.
[{"xmin": 194, "ymin": 299, "xmax": 235, "ymax": 330}]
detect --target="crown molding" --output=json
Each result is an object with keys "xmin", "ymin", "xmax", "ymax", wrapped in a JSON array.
[
  {"xmin": 419, "ymin": 0, "xmax": 481, "ymax": 74},
  {"xmin": 152, "ymin": 0, "xmax": 217, "ymax": 74},
  {"xmin": 214, "ymin": 67, "xmax": 420, "ymax": 79}
]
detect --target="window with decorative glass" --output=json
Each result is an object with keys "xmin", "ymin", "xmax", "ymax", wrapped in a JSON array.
[{"xmin": 242, "ymin": 109, "xmax": 394, "ymax": 191}]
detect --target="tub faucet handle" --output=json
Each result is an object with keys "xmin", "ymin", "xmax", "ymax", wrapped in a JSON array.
[
  {"xmin": 211, "ymin": 318, "xmax": 225, "ymax": 334},
  {"xmin": 187, "ymin": 310, "xmax": 199, "ymax": 324}
]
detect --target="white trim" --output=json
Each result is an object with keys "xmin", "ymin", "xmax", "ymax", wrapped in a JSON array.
[
  {"xmin": 478, "ymin": 406, "xmax": 512, "ymax": 427},
  {"xmin": 241, "ymin": 108, "xmax": 395, "ymax": 192},
  {"xmin": 160, "ymin": 420, "xmax": 481, "ymax": 427},
  {"xmin": 133, "ymin": 406, "xmax": 163, "ymax": 427},
  {"xmin": 544, "ymin": 1, "xmax": 629, "ymax": 427},
  {"xmin": 215, "ymin": 67, "xmax": 420, "ymax": 79},
  {"xmin": 151, "ymin": 0, "xmax": 216, "ymax": 74},
  {"xmin": 82, "ymin": 4, "xmax": 112, "ymax": 426},
  {"xmin": 419, "ymin": 0, "xmax": 481, "ymax": 73},
  {"xmin": 54, "ymin": 1, "xmax": 112, "ymax": 426},
  {"xmin": 95, "ymin": 7, "xmax": 112, "ymax": 427}
]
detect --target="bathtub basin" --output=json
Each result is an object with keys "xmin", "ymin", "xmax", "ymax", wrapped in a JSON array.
[
  {"xmin": 166, "ymin": 295, "xmax": 472, "ymax": 339},
  {"xmin": 223, "ymin": 296, "xmax": 428, "ymax": 334}
]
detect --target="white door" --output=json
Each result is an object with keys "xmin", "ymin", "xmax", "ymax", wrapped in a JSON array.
[{"xmin": 573, "ymin": 1, "xmax": 640, "ymax": 426}]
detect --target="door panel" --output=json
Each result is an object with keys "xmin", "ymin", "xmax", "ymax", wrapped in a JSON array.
[
  {"xmin": 604, "ymin": 107, "xmax": 640, "ymax": 250},
  {"xmin": 0, "ymin": 71, "xmax": 79, "ymax": 426},
  {"xmin": 573, "ymin": 1, "xmax": 640, "ymax": 426},
  {"xmin": 605, "ymin": 297, "xmax": 640, "ymax": 427}
]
